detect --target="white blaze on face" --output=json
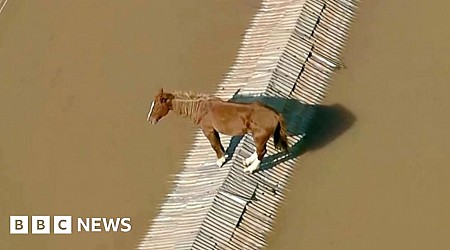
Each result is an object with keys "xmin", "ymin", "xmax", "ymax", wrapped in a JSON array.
[{"xmin": 147, "ymin": 101, "xmax": 155, "ymax": 121}]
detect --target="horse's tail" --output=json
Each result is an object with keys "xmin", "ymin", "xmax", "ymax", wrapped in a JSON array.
[{"xmin": 274, "ymin": 114, "xmax": 289, "ymax": 152}]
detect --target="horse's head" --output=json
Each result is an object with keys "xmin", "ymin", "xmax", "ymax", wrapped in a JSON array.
[{"xmin": 147, "ymin": 88, "xmax": 174, "ymax": 124}]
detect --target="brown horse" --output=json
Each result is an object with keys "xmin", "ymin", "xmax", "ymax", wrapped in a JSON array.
[{"xmin": 147, "ymin": 88, "xmax": 289, "ymax": 173}]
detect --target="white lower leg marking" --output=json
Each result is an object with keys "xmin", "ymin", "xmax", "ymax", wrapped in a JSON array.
[
  {"xmin": 243, "ymin": 152, "xmax": 258, "ymax": 166},
  {"xmin": 216, "ymin": 156, "xmax": 226, "ymax": 167},
  {"xmin": 247, "ymin": 159, "xmax": 261, "ymax": 173}
]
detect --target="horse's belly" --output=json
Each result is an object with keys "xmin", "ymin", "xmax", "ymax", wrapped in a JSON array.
[{"xmin": 213, "ymin": 119, "xmax": 247, "ymax": 136}]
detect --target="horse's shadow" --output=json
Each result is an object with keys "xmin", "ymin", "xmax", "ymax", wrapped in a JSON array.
[{"xmin": 224, "ymin": 93, "xmax": 356, "ymax": 172}]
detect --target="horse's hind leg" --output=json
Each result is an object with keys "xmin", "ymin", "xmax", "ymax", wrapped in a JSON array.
[
  {"xmin": 243, "ymin": 152, "xmax": 258, "ymax": 166},
  {"xmin": 203, "ymin": 129, "xmax": 226, "ymax": 167},
  {"xmin": 244, "ymin": 133, "xmax": 269, "ymax": 173}
]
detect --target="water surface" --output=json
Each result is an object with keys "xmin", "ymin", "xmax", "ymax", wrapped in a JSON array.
[
  {"xmin": 0, "ymin": 1, "xmax": 258, "ymax": 249},
  {"xmin": 267, "ymin": 1, "xmax": 450, "ymax": 249}
]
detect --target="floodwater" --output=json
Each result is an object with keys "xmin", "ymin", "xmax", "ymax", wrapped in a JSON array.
[
  {"xmin": 267, "ymin": 0, "xmax": 450, "ymax": 249},
  {"xmin": 0, "ymin": 1, "xmax": 258, "ymax": 249},
  {"xmin": 2, "ymin": 0, "xmax": 449, "ymax": 250}
]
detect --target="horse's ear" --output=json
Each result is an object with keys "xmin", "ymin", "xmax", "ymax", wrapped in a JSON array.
[
  {"xmin": 161, "ymin": 93, "xmax": 174, "ymax": 103},
  {"xmin": 159, "ymin": 88, "xmax": 164, "ymax": 94}
]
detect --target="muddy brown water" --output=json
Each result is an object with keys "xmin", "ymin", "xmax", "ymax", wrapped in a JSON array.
[
  {"xmin": 0, "ymin": 1, "xmax": 258, "ymax": 249},
  {"xmin": 1, "ymin": 0, "xmax": 449, "ymax": 250},
  {"xmin": 267, "ymin": 1, "xmax": 450, "ymax": 249}
]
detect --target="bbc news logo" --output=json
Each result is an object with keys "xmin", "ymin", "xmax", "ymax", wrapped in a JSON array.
[{"xmin": 10, "ymin": 216, "xmax": 131, "ymax": 234}]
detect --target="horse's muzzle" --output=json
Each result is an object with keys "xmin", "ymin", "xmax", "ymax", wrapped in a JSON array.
[
  {"xmin": 147, "ymin": 112, "xmax": 155, "ymax": 124},
  {"xmin": 148, "ymin": 116, "xmax": 158, "ymax": 124}
]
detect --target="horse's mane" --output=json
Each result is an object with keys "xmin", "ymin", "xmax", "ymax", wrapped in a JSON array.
[
  {"xmin": 170, "ymin": 91, "xmax": 221, "ymax": 120},
  {"xmin": 172, "ymin": 90, "xmax": 217, "ymax": 100}
]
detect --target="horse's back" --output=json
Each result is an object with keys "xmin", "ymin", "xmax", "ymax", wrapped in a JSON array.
[
  {"xmin": 208, "ymin": 100, "xmax": 278, "ymax": 134},
  {"xmin": 205, "ymin": 100, "xmax": 250, "ymax": 135}
]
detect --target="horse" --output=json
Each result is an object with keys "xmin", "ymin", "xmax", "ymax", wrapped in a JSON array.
[{"xmin": 147, "ymin": 88, "xmax": 289, "ymax": 173}]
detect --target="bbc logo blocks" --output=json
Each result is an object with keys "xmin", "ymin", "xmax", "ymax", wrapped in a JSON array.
[
  {"xmin": 54, "ymin": 216, "xmax": 72, "ymax": 234},
  {"xmin": 10, "ymin": 216, "xmax": 72, "ymax": 234},
  {"xmin": 10, "ymin": 216, "xmax": 131, "ymax": 234},
  {"xmin": 9, "ymin": 216, "xmax": 28, "ymax": 235}
]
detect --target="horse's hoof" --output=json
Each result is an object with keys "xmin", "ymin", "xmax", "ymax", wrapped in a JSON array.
[
  {"xmin": 244, "ymin": 166, "xmax": 257, "ymax": 174},
  {"xmin": 216, "ymin": 156, "xmax": 226, "ymax": 167},
  {"xmin": 246, "ymin": 160, "xmax": 260, "ymax": 174}
]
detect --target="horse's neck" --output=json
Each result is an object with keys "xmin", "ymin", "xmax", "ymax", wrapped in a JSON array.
[{"xmin": 171, "ymin": 98, "xmax": 205, "ymax": 121}]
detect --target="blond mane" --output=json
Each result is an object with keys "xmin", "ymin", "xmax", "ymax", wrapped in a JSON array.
[
  {"xmin": 172, "ymin": 91, "xmax": 218, "ymax": 100},
  {"xmin": 170, "ymin": 91, "xmax": 221, "ymax": 120}
]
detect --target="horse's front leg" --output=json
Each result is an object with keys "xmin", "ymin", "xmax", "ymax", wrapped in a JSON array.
[{"xmin": 203, "ymin": 129, "xmax": 226, "ymax": 167}]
